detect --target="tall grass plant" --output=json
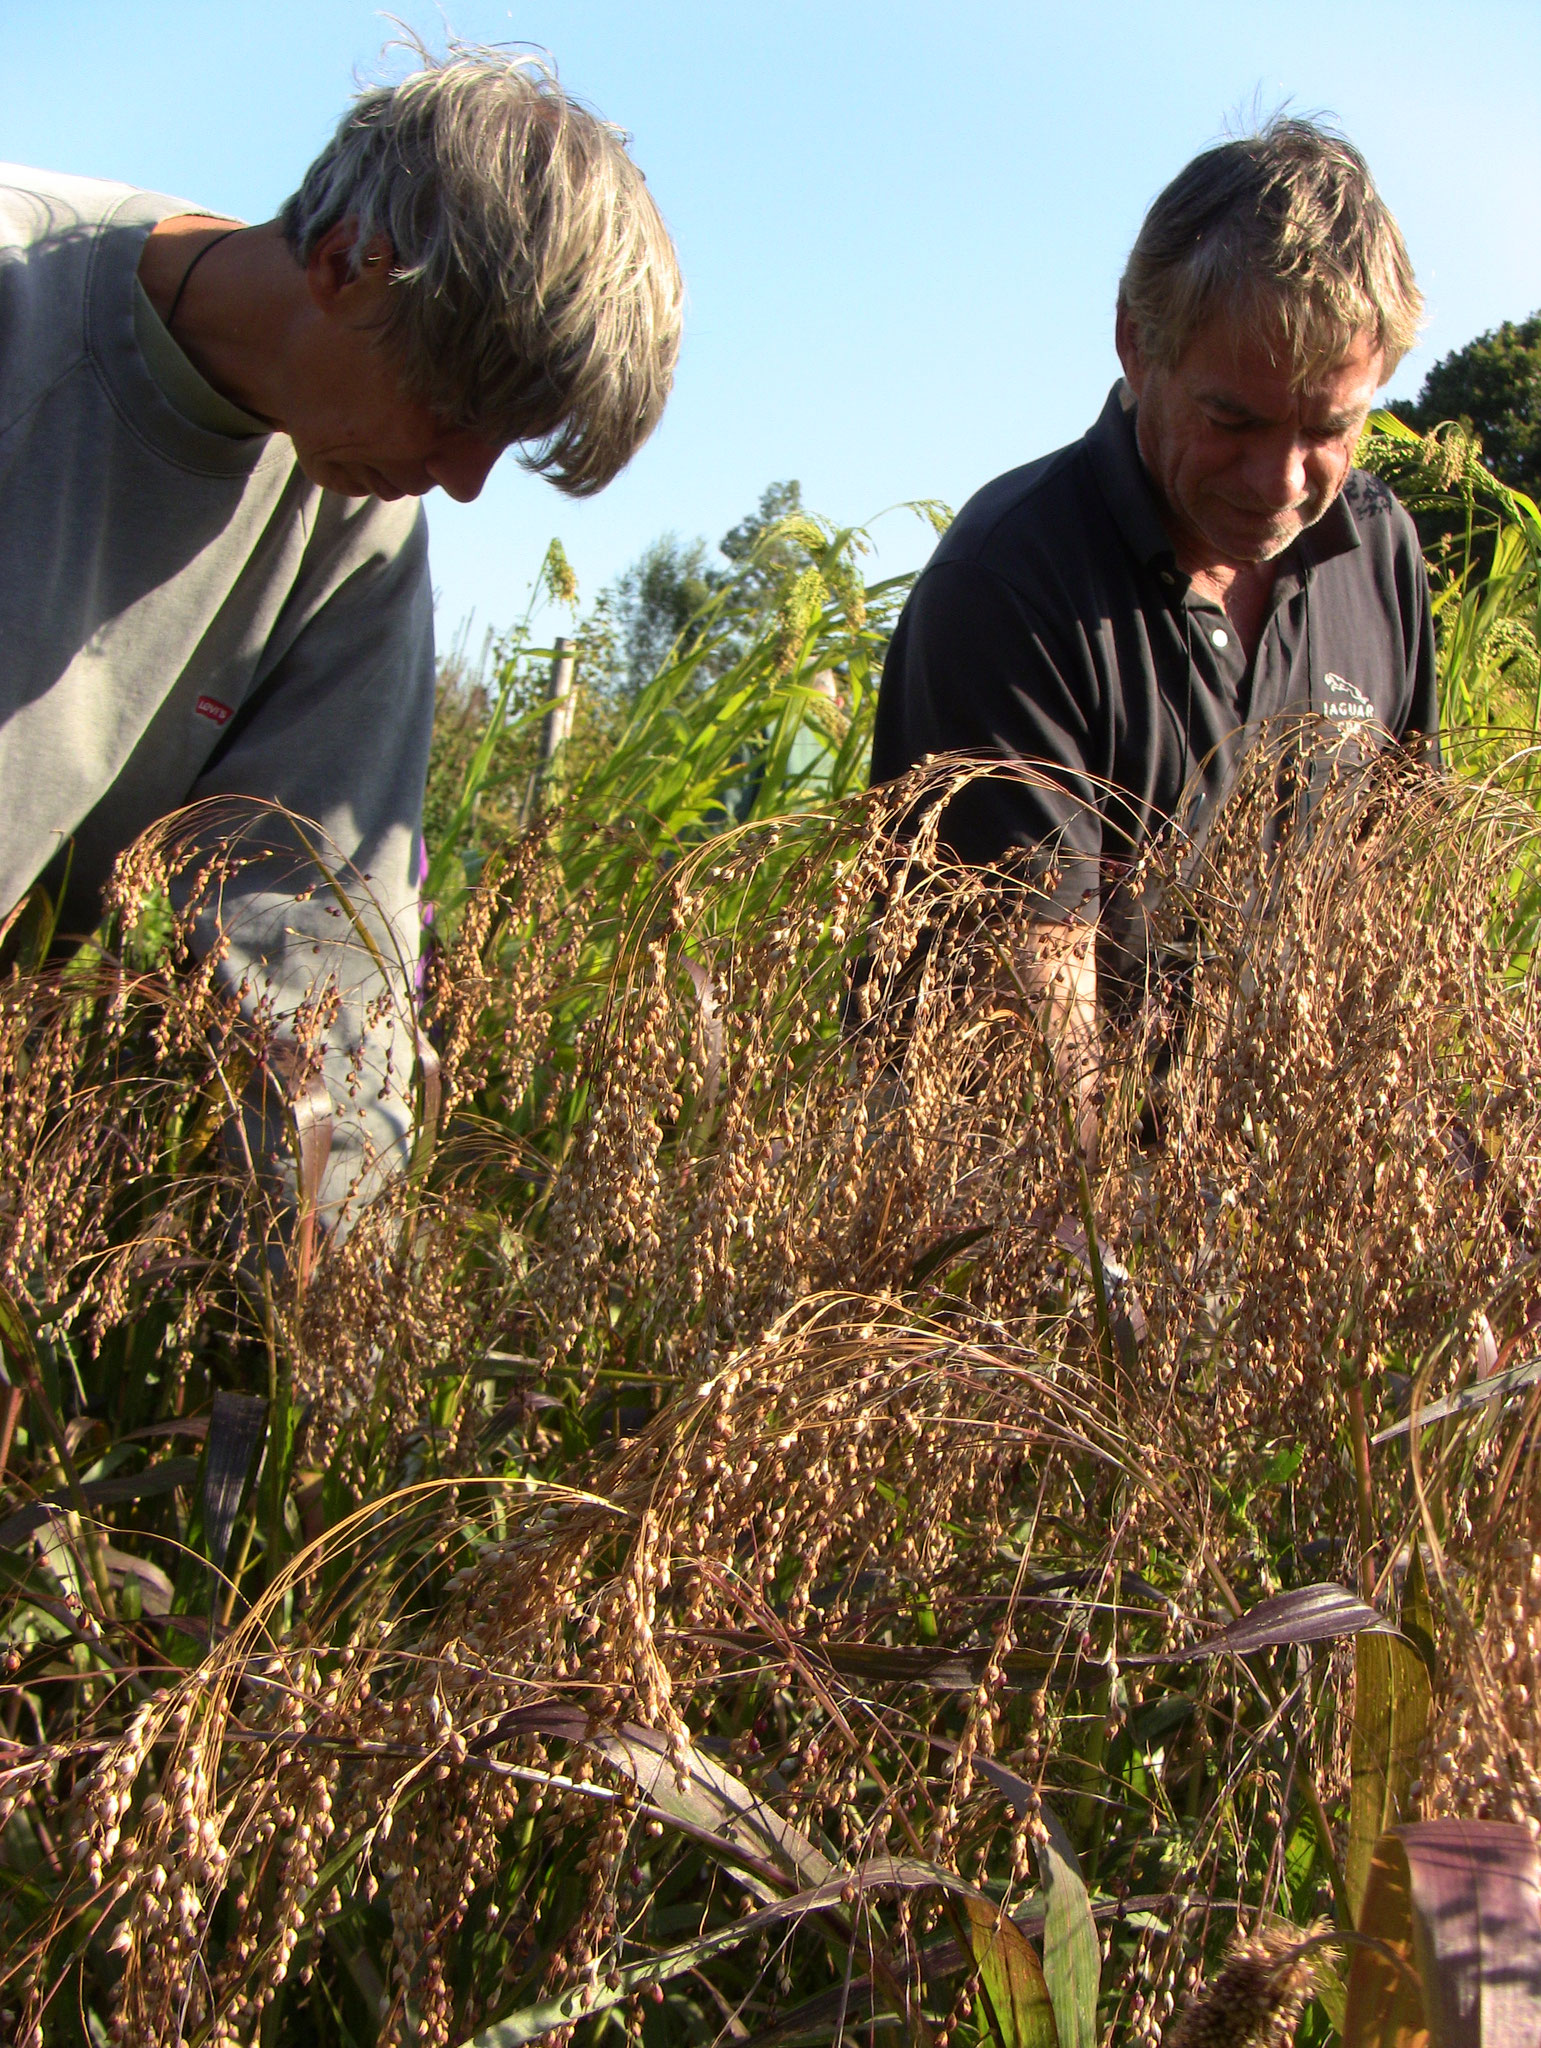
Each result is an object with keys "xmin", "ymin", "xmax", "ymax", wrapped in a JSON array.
[{"xmin": 3, "ymin": 458, "xmax": 1541, "ymax": 2046}]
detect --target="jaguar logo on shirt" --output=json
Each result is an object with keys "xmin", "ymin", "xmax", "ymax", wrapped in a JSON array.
[
  {"xmin": 1320, "ymin": 672, "xmax": 1375, "ymax": 729},
  {"xmin": 194, "ymin": 695, "xmax": 234, "ymax": 727}
]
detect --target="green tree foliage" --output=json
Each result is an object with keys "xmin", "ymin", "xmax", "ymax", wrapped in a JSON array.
[
  {"xmin": 717, "ymin": 478, "xmax": 808, "ymax": 619},
  {"xmin": 589, "ymin": 532, "xmax": 718, "ymax": 696},
  {"xmin": 1390, "ymin": 311, "xmax": 1541, "ymax": 500},
  {"xmin": 583, "ymin": 480, "xmax": 807, "ymax": 698}
]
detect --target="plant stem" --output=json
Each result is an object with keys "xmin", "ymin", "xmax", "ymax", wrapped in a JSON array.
[{"xmin": 1347, "ymin": 1383, "xmax": 1377, "ymax": 1601}]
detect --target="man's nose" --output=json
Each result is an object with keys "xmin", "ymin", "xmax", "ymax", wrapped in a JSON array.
[
  {"xmin": 1248, "ymin": 433, "xmax": 1311, "ymax": 509},
  {"xmin": 426, "ymin": 433, "xmax": 501, "ymax": 504}
]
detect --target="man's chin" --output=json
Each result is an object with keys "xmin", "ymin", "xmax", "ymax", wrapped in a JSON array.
[
  {"xmin": 1208, "ymin": 512, "xmax": 1312, "ymax": 566},
  {"xmin": 299, "ymin": 463, "xmax": 369, "ymax": 498},
  {"xmin": 295, "ymin": 454, "xmax": 402, "ymax": 500}
]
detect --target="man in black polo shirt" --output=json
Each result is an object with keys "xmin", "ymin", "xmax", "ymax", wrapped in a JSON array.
[{"xmin": 871, "ymin": 118, "xmax": 1435, "ymax": 1107}]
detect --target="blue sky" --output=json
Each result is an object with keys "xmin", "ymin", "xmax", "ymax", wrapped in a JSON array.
[{"xmin": 6, "ymin": 1, "xmax": 1540, "ymax": 645}]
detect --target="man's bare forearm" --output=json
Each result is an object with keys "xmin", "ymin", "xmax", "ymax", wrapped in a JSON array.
[{"xmin": 1009, "ymin": 917, "xmax": 1099, "ymax": 1156}]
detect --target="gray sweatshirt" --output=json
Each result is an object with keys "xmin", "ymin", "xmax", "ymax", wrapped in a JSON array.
[{"xmin": 0, "ymin": 164, "xmax": 437, "ymax": 1220}]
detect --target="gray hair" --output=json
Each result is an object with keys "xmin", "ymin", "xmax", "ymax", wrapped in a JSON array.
[
  {"xmin": 280, "ymin": 43, "xmax": 683, "ymax": 496},
  {"xmin": 1118, "ymin": 117, "xmax": 1421, "ymax": 380}
]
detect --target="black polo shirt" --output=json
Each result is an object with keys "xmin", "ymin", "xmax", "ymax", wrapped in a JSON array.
[{"xmin": 871, "ymin": 382, "xmax": 1438, "ymax": 934}]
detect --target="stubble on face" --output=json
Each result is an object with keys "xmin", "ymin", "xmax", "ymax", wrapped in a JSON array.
[{"xmin": 1117, "ymin": 309, "xmax": 1387, "ymax": 579}]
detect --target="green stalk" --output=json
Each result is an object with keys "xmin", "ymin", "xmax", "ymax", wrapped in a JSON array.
[{"xmin": 0, "ymin": 1285, "xmax": 112, "ymax": 1616}]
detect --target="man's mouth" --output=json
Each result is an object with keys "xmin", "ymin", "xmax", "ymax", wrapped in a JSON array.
[{"xmin": 1222, "ymin": 501, "xmax": 1307, "ymax": 526}]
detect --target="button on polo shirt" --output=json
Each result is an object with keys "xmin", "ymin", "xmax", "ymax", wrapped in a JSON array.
[{"xmin": 871, "ymin": 381, "xmax": 1439, "ymax": 935}]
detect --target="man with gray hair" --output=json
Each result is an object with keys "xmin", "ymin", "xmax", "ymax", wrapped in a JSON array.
[
  {"xmin": 871, "ymin": 118, "xmax": 1436, "ymax": 1122},
  {"xmin": 0, "ymin": 43, "xmax": 681, "ymax": 1219}
]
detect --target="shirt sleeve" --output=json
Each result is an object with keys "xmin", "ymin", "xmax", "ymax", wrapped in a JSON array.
[
  {"xmin": 872, "ymin": 556, "xmax": 1105, "ymax": 918},
  {"xmin": 179, "ymin": 497, "xmax": 435, "ymax": 1229}
]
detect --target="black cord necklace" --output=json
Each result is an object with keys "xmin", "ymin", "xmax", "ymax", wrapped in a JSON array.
[{"xmin": 164, "ymin": 225, "xmax": 240, "ymax": 334}]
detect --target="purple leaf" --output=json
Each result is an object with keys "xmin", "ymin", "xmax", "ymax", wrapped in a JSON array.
[
  {"xmin": 1127, "ymin": 1583, "xmax": 1392, "ymax": 1665},
  {"xmin": 1345, "ymin": 1820, "xmax": 1541, "ymax": 2046}
]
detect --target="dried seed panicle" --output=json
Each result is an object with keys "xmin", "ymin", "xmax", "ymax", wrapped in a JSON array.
[
  {"xmin": 11, "ymin": 737, "xmax": 1541, "ymax": 2044},
  {"xmin": 1162, "ymin": 1921, "xmax": 1324, "ymax": 2048}
]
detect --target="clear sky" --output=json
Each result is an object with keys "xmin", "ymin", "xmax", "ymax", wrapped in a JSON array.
[{"xmin": 6, "ymin": 1, "xmax": 1540, "ymax": 646}]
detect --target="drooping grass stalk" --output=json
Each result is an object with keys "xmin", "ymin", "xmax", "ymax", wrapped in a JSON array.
[{"xmin": 8, "ymin": 500, "xmax": 1541, "ymax": 2043}]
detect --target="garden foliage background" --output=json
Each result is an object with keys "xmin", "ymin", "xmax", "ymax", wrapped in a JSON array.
[{"xmin": 1, "ymin": 414, "xmax": 1541, "ymax": 2046}]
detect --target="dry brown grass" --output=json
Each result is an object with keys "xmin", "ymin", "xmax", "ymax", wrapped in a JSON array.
[{"xmin": 6, "ymin": 737, "xmax": 1541, "ymax": 2043}]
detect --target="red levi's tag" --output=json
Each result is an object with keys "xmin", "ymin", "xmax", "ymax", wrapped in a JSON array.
[{"xmin": 195, "ymin": 695, "xmax": 233, "ymax": 727}]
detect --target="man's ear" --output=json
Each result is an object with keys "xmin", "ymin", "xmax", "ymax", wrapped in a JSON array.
[
  {"xmin": 305, "ymin": 223, "xmax": 393, "ymax": 321},
  {"xmin": 1114, "ymin": 302, "xmax": 1148, "ymax": 399}
]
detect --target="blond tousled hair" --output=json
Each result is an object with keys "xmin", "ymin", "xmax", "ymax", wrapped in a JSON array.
[
  {"xmin": 1118, "ymin": 117, "xmax": 1421, "ymax": 381},
  {"xmin": 281, "ymin": 42, "xmax": 683, "ymax": 496}
]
